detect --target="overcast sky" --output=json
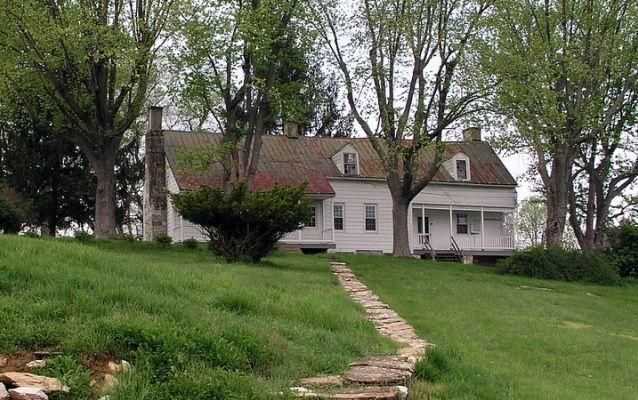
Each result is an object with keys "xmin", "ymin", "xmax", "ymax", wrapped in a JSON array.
[{"xmin": 502, "ymin": 153, "xmax": 533, "ymax": 201}]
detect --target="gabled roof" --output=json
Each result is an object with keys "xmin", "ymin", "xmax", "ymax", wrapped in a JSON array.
[{"xmin": 163, "ymin": 132, "xmax": 517, "ymax": 194}]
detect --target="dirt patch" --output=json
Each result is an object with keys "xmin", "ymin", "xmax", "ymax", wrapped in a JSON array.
[
  {"xmin": 518, "ymin": 285, "xmax": 553, "ymax": 292},
  {"xmin": 561, "ymin": 321, "xmax": 593, "ymax": 330},
  {"xmin": 611, "ymin": 333, "xmax": 638, "ymax": 341},
  {"xmin": 0, "ymin": 353, "xmax": 37, "ymax": 373}
]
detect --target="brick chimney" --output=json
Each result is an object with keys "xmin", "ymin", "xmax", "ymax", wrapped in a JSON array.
[
  {"xmin": 463, "ymin": 127, "xmax": 482, "ymax": 142},
  {"xmin": 143, "ymin": 107, "xmax": 168, "ymax": 241},
  {"xmin": 284, "ymin": 120, "xmax": 301, "ymax": 138}
]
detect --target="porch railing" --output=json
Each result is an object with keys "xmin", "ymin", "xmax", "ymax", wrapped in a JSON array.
[
  {"xmin": 453, "ymin": 235, "xmax": 514, "ymax": 250},
  {"xmin": 414, "ymin": 234, "xmax": 514, "ymax": 250},
  {"xmin": 417, "ymin": 234, "xmax": 431, "ymax": 246}
]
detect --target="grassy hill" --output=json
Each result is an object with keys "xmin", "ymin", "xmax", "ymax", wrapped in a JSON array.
[
  {"xmin": 344, "ymin": 255, "xmax": 638, "ymax": 400},
  {"xmin": 0, "ymin": 237, "xmax": 394, "ymax": 399},
  {"xmin": 3, "ymin": 237, "xmax": 636, "ymax": 399}
]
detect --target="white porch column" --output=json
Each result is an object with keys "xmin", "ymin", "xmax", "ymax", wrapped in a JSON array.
[
  {"xmin": 331, "ymin": 199, "xmax": 335, "ymax": 242},
  {"xmin": 449, "ymin": 205, "xmax": 453, "ymax": 237},
  {"xmin": 407, "ymin": 203, "xmax": 413, "ymax": 250},
  {"xmin": 480, "ymin": 207, "xmax": 485, "ymax": 250},
  {"xmin": 421, "ymin": 207, "xmax": 426, "ymax": 236},
  {"xmin": 322, "ymin": 199, "xmax": 327, "ymax": 241}
]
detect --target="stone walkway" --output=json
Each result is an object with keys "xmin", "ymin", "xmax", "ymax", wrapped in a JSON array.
[{"xmin": 291, "ymin": 262, "xmax": 433, "ymax": 399}]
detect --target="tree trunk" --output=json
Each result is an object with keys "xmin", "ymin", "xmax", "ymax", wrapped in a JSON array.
[
  {"xmin": 92, "ymin": 154, "xmax": 117, "ymax": 239},
  {"xmin": 391, "ymin": 196, "xmax": 411, "ymax": 257},
  {"xmin": 544, "ymin": 154, "xmax": 570, "ymax": 247}
]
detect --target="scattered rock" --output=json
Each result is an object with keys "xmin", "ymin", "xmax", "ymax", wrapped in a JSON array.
[
  {"xmin": 92, "ymin": 374, "xmax": 118, "ymax": 396},
  {"xmin": 25, "ymin": 361, "xmax": 46, "ymax": 370},
  {"xmin": 0, "ymin": 373, "xmax": 68, "ymax": 394},
  {"xmin": 0, "ymin": 358, "xmax": 7, "ymax": 369},
  {"xmin": 106, "ymin": 360, "xmax": 130, "ymax": 374},
  {"xmin": 31, "ymin": 353, "xmax": 62, "ymax": 360},
  {"xmin": 7, "ymin": 387, "xmax": 48, "ymax": 400},
  {"xmin": 0, "ymin": 383, "xmax": 8, "ymax": 400},
  {"xmin": 290, "ymin": 387, "xmax": 318, "ymax": 398}
]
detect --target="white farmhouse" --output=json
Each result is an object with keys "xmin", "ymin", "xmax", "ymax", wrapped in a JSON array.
[{"xmin": 143, "ymin": 108, "xmax": 517, "ymax": 264}]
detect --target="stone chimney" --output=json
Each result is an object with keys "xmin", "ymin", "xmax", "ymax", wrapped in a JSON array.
[
  {"xmin": 463, "ymin": 127, "xmax": 482, "ymax": 142},
  {"xmin": 284, "ymin": 120, "xmax": 301, "ymax": 138},
  {"xmin": 143, "ymin": 107, "xmax": 168, "ymax": 241}
]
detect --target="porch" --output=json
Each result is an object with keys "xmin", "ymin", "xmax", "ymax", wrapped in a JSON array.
[
  {"xmin": 409, "ymin": 205, "xmax": 515, "ymax": 258},
  {"xmin": 279, "ymin": 198, "xmax": 336, "ymax": 250}
]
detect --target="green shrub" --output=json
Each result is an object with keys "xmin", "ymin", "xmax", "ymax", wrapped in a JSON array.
[
  {"xmin": 497, "ymin": 247, "xmax": 621, "ymax": 285},
  {"xmin": 155, "ymin": 234, "xmax": 173, "ymax": 247},
  {"xmin": 607, "ymin": 224, "xmax": 638, "ymax": 278},
  {"xmin": 74, "ymin": 231, "xmax": 94, "ymax": 242},
  {"xmin": 182, "ymin": 238, "xmax": 199, "ymax": 249},
  {"xmin": 172, "ymin": 183, "xmax": 311, "ymax": 263},
  {"xmin": 113, "ymin": 233, "xmax": 139, "ymax": 242},
  {"xmin": 0, "ymin": 184, "xmax": 30, "ymax": 233}
]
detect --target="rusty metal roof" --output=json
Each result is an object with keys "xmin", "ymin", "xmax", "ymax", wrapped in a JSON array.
[{"xmin": 163, "ymin": 131, "xmax": 516, "ymax": 194}]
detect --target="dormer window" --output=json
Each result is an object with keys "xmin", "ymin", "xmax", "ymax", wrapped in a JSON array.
[
  {"xmin": 456, "ymin": 159, "xmax": 468, "ymax": 180},
  {"xmin": 343, "ymin": 153, "xmax": 358, "ymax": 176}
]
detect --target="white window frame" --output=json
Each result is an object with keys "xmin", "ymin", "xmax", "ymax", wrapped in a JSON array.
[
  {"xmin": 334, "ymin": 203, "xmax": 345, "ymax": 231},
  {"xmin": 456, "ymin": 213, "xmax": 469, "ymax": 234},
  {"xmin": 364, "ymin": 204, "xmax": 378, "ymax": 232},
  {"xmin": 456, "ymin": 159, "xmax": 469, "ymax": 181},
  {"xmin": 307, "ymin": 206, "xmax": 317, "ymax": 228},
  {"xmin": 343, "ymin": 152, "xmax": 358, "ymax": 176}
]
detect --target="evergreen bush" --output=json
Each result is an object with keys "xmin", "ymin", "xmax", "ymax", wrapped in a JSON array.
[
  {"xmin": 182, "ymin": 238, "xmax": 199, "ymax": 249},
  {"xmin": 0, "ymin": 184, "xmax": 30, "ymax": 233},
  {"xmin": 607, "ymin": 224, "xmax": 638, "ymax": 278},
  {"xmin": 155, "ymin": 234, "xmax": 173, "ymax": 247},
  {"xmin": 498, "ymin": 247, "xmax": 621, "ymax": 285},
  {"xmin": 172, "ymin": 183, "xmax": 311, "ymax": 263}
]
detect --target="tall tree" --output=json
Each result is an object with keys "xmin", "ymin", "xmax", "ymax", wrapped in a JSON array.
[
  {"xmin": 312, "ymin": 0, "xmax": 493, "ymax": 256},
  {"xmin": 0, "ymin": 89, "xmax": 95, "ymax": 235},
  {"xmin": 0, "ymin": 0, "xmax": 176, "ymax": 238},
  {"xmin": 488, "ymin": 0, "xmax": 638, "ymax": 247},
  {"xmin": 173, "ymin": 0, "xmax": 312, "ymax": 184},
  {"xmin": 516, "ymin": 196, "xmax": 546, "ymax": 248}
]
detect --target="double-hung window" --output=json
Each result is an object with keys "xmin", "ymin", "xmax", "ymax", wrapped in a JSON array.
[
  {"xmin": 307, "ymin": 206, "xmax": 317, "ymax": 227},
  {"xmin": 334, "ymin": 203, "xmax": 345, "ymax": 231},
  {"xmin": 343, "ymin": 153, "xmax": 358, "ymax": 175},
  {"xmin": 456, "ymin": 213, "xmax": 468, "ymax": 234},
  {"xmin": 456, "ymin": 159, "xmax": 468, "ymax": 180},
  {"xmin": 365, "ymin": 204, "xmax": 377, "ymax": 232}
]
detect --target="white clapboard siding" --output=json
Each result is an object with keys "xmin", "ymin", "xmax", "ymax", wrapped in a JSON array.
[
  {"xmin": 330, "ymin": 180, "xmax": 394, "ymax": 253},
  {"xmin": 331, "ymin": 179, "xmax": 516, "ymax": 254},
  {"xmin": 165, "ymin": 163, "xmax": 517, "ymax": 251},
  {"xmin": 166, "ymin": 165, "xmax": 208, "ymax": 242}
]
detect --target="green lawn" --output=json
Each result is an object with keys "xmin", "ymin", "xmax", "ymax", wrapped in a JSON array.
[
  {"xmin": 341, "ymin": 254, "xmax": 638, "ymax": 400},
  {"xmin": 0, "ymin": 237, "xmax": 394, "ymax": 399}
]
